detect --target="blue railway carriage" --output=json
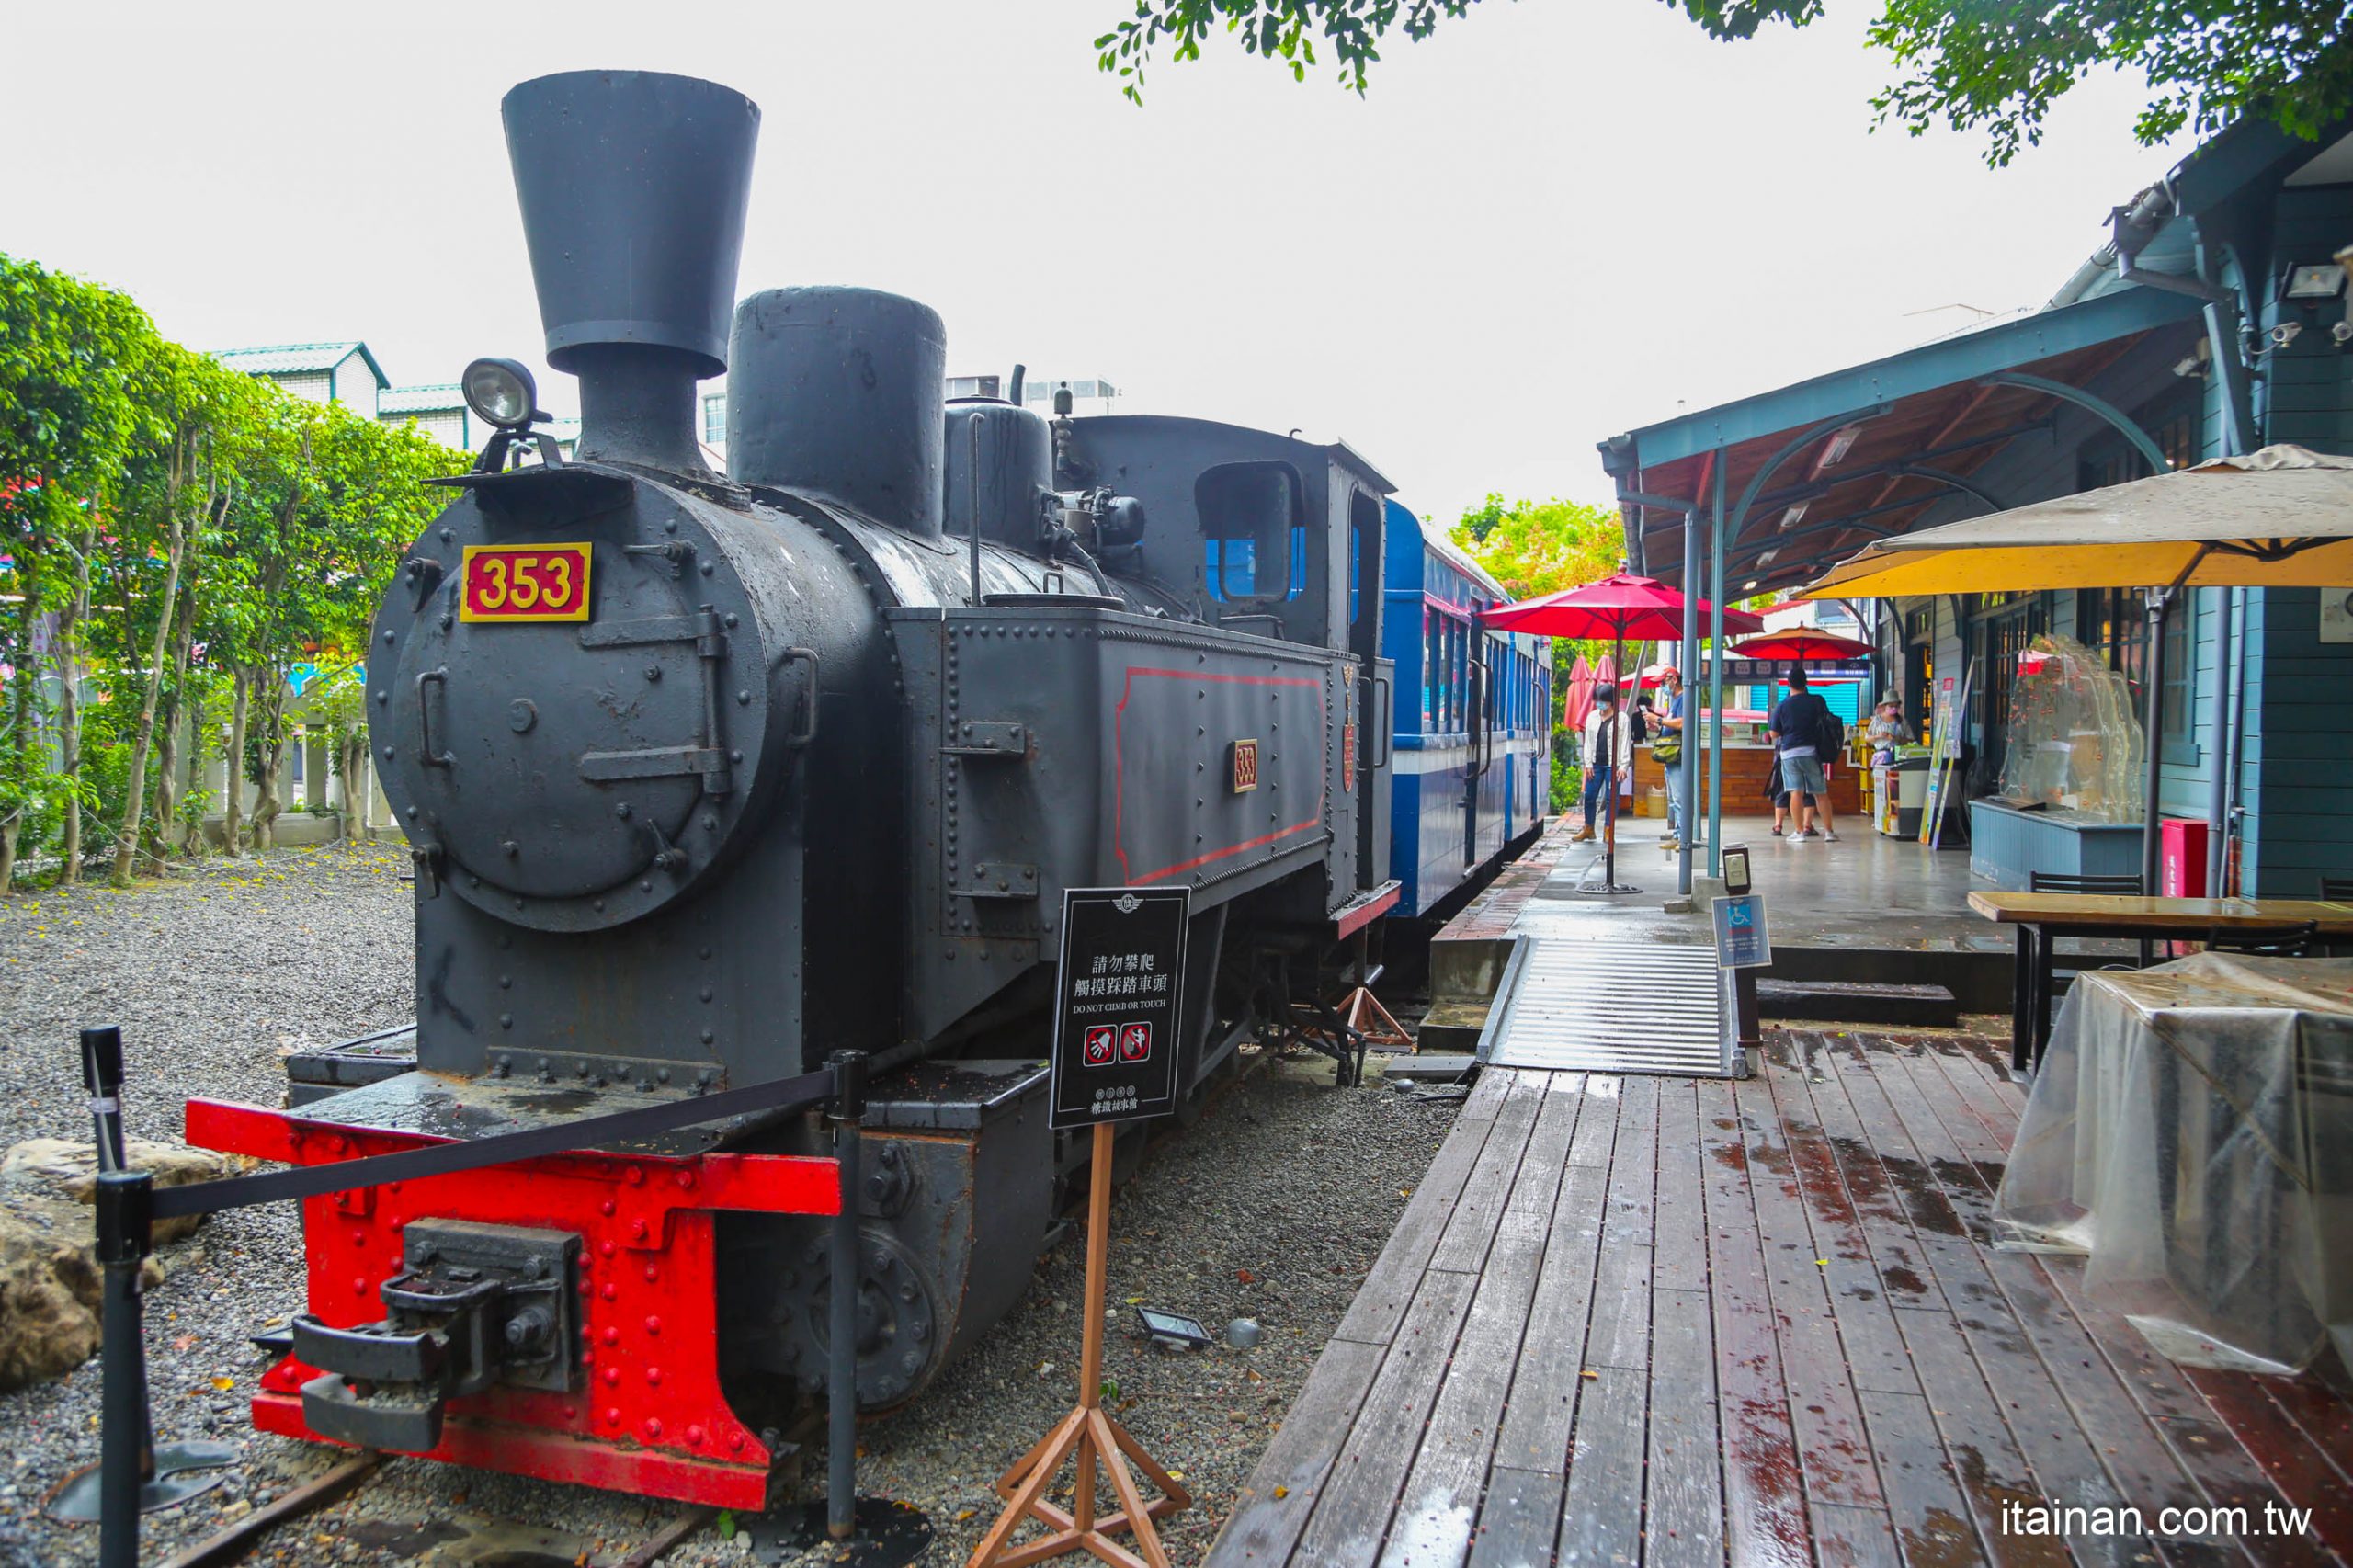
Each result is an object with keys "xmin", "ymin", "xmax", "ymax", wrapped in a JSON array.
[{"xmin": 1381, "ymin": 502, "xmax": 1553, "ymax": 916}]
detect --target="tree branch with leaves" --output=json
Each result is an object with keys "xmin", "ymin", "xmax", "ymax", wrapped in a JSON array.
[{"xmin": 1097, "ymin": 0, "xmax": 2353, "ymax": 164}]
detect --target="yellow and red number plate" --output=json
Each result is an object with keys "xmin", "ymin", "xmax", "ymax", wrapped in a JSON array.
[
  {"xmin": 1231, "ymin": 738, "xmax": 1259, "ymax": 793},
  {"xmin": 460, "ymin": 542, "xmax": 593, "ymax": 623}
]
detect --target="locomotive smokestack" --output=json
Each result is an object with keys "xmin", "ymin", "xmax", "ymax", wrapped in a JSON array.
[{"xmin": 501, "ymin": 70, "xmax": 759, "ymax": 473}]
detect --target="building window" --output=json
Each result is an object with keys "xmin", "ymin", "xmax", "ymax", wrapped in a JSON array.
[
  {"xmin": 703, "ymin": 396, "xmax": 727, "ymax": 446},
  {"xmin": 2077, "ymin": 588, "xmax": 2147, "ymax": 696},
  {"xmin": 2160, "ymin": 601, "xmax": 2196, "ymax": 764}
]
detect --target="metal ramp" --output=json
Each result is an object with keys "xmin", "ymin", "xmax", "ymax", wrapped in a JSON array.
[{"xmin": 1475, "ymin": 936, "xmax": 1745, "ymax": 1077}]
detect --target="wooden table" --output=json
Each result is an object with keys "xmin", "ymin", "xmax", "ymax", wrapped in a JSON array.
[{"xmin": 1967, "ymin": 892, "xmax": 2353, "ymax": 1074}]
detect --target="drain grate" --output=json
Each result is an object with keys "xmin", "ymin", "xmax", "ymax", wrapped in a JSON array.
[{"xmin": 1477, "ymin": 937, "xmax": 1740, "ymax": 1077}]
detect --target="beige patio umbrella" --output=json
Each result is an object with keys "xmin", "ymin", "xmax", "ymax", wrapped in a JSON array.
[
  {"xmin": 1799, "ymin": 445, "xmax": 2353, "ymax": 598},
  {"xmin": 1794, "ymin": 444, "xmax": 2353, "ymax": 888}
]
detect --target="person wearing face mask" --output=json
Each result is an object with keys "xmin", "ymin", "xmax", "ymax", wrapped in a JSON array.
[{"xmin": 1574, "ymin": 684, "xmax": 1643, "ymax": 843}]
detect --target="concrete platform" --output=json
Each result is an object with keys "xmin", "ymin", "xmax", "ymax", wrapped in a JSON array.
[{"xmin": 1424, "ymin": 816, "xmax": 2049, "ymax": 1050}]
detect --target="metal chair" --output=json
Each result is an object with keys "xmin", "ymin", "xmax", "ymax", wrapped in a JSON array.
[
  {"xmin": 2206, "ymin": 922, "xmax": 2319, "ymax": 959},
  {"xmin": 2030, "ymin": 871, "xmax": 2154, "ymax": 970}
]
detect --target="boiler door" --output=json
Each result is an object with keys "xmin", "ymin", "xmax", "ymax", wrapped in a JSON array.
[{"xmin": 380, "ymin": 510, "xmax": 766, "ymax": 931}]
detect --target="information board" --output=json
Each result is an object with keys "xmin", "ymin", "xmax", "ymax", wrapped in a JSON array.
[
  {"xmin": 1049, "ymin": 886, "xmax": 1191, "ymax": 1129},
  {"xmin": 1712, "ymin": 893, "xmax": 1773, "ymax": 969}
]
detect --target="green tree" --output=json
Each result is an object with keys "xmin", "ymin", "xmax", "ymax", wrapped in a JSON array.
[
  {"xmin": 204, "ymin": 400, "xmax": 457, "ymax": 852},
  {"xmin": 1450, "ymin": 493, "xmax": 1629, "ymax": 811},
  {"xmin": 105, "ymin": 346, "xmax": 254, "ymax": 882},
  {"xmin": 0, "ymin": 255, "xmax": 153, "ymax": 884},
  {"xmin": 1095, "ymin": 0, "xmax": 2353, "ymax": 164}
]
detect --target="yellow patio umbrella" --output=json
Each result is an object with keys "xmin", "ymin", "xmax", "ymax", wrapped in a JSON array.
[
  {"xmin": 1793, "ymin": 444, "xmax": 2353, "ymax": 890},
  {"xmin": 1797, "ymin": 444, "xmax": 2353, "ymax": 599}
]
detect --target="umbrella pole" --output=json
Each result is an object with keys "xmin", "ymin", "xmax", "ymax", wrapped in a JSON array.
[
  {"xmin": 1605, "ymin": 631, "xmax": 1623, "ymax": 891},
  {"xmin": 2140, "ymin": 586, "xmax": 2170, "ymax": 892}
]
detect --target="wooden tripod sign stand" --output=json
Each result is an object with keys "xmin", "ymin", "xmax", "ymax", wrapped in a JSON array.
[{"xmin": 967, "ymin": 1123, "xmax": 1190, "ymax": 1568}]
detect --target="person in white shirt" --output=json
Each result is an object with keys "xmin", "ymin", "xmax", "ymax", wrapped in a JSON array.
[{"xmin": 1574, "ymin": 685, "xmax": 1642, "ymax": 843}]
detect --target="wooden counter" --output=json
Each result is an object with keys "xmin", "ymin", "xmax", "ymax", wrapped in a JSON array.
[{"xmin": 1631, "ymin": 744, "xmax": 1862, "ymax": 814}]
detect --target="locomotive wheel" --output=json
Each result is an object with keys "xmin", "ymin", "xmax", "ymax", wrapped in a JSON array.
[{"xmin": 781, "ymin": 1225, "xmax": 940, "ymax": 1410}]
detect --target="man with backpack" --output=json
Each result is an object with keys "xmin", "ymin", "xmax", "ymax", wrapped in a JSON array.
[{"xmin": 1770, "ymin": 666, "xmax": 1843, "ymax": 843}]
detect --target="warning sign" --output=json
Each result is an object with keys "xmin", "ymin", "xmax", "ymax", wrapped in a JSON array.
[{"xmin": 1050, "ymin": 886, "xmax": 1190, "ymax": 1129}]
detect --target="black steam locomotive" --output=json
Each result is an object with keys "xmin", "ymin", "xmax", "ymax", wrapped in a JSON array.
[{"xmin": 186, "ymin": 70, "xmax": 1402, "ymax": 1506}]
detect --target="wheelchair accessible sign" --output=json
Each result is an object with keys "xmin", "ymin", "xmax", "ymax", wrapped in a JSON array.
[{"xmin": 1712, "ymin": 894, "xmax": 1773, "ymax": 969}]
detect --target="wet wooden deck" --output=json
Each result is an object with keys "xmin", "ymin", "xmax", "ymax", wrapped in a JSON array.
[{"xmin": 1207, "ymin": 1029, "xmax": 2353, "ymax": 1567}]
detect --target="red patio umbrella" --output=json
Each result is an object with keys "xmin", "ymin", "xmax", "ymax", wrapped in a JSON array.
[
  {"xmin": 1481, "ymin": 574, "xmax": 1761, "ymax": 892},
  {"xmin": 1730, "ymin": 629, "xmax": 1875, "ymax": 662},
  {"xmin": 1481, "ymin": 572, "xmax": 1765, "ymax": 641},
  {"xmin": 1562, "ymin": 654, "xmax": 1597, "ymax": 733}
]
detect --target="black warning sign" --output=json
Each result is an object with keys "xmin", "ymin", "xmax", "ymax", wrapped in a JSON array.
[{"xmin": 1049, "ymin": 886, "xmax": 1191, "ymax": 1130}]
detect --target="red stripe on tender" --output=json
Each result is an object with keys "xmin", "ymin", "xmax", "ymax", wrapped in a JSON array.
[
  {"xmin": 1132, "ymin": 819, "xmax": 1325, "ymax": 886},
  {"xmin": 1112, "ymin": 665, "xmax": 1332, "ymax": 887}
]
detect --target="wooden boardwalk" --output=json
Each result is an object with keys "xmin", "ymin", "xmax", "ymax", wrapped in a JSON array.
[{"xmin": 1207, "ymin": 1029, "xmax": 2353, "ymax": 1568}]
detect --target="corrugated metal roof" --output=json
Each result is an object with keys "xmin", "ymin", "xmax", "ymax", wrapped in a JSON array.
[
  {"xmin": 379, "ymin": 383, "xmax": 463, "ymax": 415},
  {"xmin": 211, "ymin": 342, "xmax": 389, "ymax": 389}
]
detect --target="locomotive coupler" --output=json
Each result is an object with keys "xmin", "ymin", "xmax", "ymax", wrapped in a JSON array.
[{"xmin": 291, "ymin": 1219, "xmax": 581, "ymax": 1453}]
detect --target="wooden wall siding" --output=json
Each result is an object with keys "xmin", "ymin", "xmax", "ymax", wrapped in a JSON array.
[
  {"xmin": 2240, "ymin": 185, "xmax": 2353, "ymax": 895},
  {"xmin": 1208, "ymin": 1033, "xmax": 2353, "ymax": 1567},
  {"xmin": 2245, "ymin": 588, "xmax": 2353, "ymax": 893}
]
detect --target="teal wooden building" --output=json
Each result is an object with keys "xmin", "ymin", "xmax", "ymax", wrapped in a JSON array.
[{"xmin": 1599, "ymin": 114, "xmax": 2353, "ymax": 897}]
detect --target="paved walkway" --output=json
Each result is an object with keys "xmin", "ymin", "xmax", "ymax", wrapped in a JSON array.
[{"xmin": 1207, "ymin": 1028, "xmax": 2353, "ymax": 1566}]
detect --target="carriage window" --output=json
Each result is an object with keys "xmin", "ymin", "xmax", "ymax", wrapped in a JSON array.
[
  {"xmin": 1425, "ymin": 609, "xmax": 1442, "ymax": 729},
  {"xmin": 1439, "ymin": 612, "xmax": 1459, "ymax": 730},
  {"xmin": 1198, "ymin": 461, "xmax": 1303, "ymax": 604}
]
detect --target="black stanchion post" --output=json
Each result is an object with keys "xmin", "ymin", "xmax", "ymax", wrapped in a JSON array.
[
  {"xmin": 52, "ymin": 1027, "xmax": 235, "ymax": 1527},
  {"xmin": 83, "ymin": 1025, "xmax": 128, "ymax": 1172},
  {"xmin": 745, "ymin": 1052, "xmax": 930, "ymax": 1562},
  {"xmin": 96, "ymin": 1170, "xmax": 153, "ymax": 1568},
  {"xmin": 826, "ymin": 1050, "xmax": 868, "ymax": 1544}
]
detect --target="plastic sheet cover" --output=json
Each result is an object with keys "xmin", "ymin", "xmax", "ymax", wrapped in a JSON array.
[
  {"xmin": 1994, "ymin": 954, "xmax": 2353, "ymax": 1374},
  {"xmin": 1994, "ymin": 633, "xmax": 2144, "ymax": 822}
]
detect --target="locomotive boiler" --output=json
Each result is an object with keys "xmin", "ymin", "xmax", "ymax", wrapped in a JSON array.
[{"xmin": 187, "ymin": 69, "xmax": 1402, "ymax": 1507}]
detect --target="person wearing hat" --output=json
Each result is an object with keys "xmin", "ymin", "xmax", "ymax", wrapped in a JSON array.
[
  {"xmin": 1866, "ymin": 696, "xmax": 1911, "ymax": 767},
  {"xmin": 1649, "ymin": 665, "xmax": 1688, "ymax": 849}
]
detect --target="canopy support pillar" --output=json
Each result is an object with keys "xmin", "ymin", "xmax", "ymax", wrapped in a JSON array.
[
  {"xmin": 1678, "ymin": 500, "xmax": 1700, "ymax": 897},
  {"xmin": 1708, "ymin": 455, "xmax": 1728, "ymax": 879}
]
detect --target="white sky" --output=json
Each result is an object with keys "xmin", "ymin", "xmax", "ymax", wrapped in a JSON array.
[{"xmin": 3, "ymin": 0, "xmax": 2188, "ymax": 524}]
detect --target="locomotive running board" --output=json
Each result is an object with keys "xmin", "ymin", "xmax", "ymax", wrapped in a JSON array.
[
  {"xmin": 1474, "ymin": 936, "xmax": 1745, "ymax": 1078},
  {"xmin": 186, "ymin": 1097, "xmax": 840, "ymax": 1508}
]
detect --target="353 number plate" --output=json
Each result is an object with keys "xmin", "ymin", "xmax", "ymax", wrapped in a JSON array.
[{"xmin": 460, "ymin": 543, "xmax": 592, "ymax": 623}]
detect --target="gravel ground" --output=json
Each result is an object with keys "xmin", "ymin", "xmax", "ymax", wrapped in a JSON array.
[{"xmin": 0, "ymin": 843, "xmax": 1459, "ymax": 1566}]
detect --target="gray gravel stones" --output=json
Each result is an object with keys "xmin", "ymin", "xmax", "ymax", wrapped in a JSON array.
[{"xmin": 0, "ymin": 845, "xmax": 1456, "ymax": 1565}]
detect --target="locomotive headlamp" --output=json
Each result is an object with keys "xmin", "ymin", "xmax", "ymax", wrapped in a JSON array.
[{"xmin": 463, "ymin": 358, "xmax": 541, "ymax": 429}]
